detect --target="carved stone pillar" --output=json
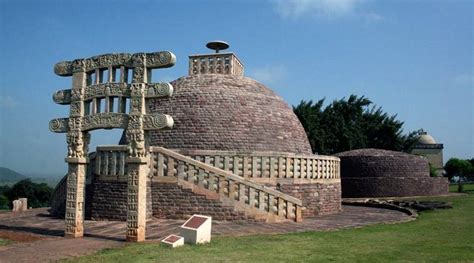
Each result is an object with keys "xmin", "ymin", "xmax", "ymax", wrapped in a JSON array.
[
  {"xmin": 50, "ymin": 51, "xmax": 175, "ymax": 241},
  {"xmin": 125, "ymin": 157, "xmax": 148, "ymax": 242},
  {"xmin": 126, "ymin": 64, "xmax": 148, "ymax": 241},
  {"xmin": 65, "ymin": 69, "xmax": 89, "ymax": 238}
]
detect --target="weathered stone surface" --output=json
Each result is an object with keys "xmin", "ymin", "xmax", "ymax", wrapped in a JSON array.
[
  {"xmin": 126, "ymin": 74, "xmax": 312, "ymax": 154},
  {"xmin": 12, "ymin": 200, "xmax": 20, "ymax": 212},
  {"xmin": 279, "ymin": 183, "xmax": 342, "ymax": 216},
  {"xmin": 335, "ymin": 148, "xmax": 449, "ymax": 198},
  {"xmin": 87, "ymin": 181, "xmax": 256, "ymax": 222}
]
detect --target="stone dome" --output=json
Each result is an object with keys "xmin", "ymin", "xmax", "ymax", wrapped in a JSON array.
[
  {"xmin": 146, "ymin": 74, "xmax": 312, "ymax": 154},
  {"xmin": 335, "ymin": 148, "xmax": 448, "ymax": 197},
  {"xmin": 417, "ymin": 132, "xmax": 437, "ymax": 144},
  {"xmin": 335, "ymin": 148, "xmax": 429, "ymax": 178}
]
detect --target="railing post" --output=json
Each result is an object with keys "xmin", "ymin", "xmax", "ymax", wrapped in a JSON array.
[{"xmin": 295, "ymin": 205, "xmax": 302, "ymax": 222}]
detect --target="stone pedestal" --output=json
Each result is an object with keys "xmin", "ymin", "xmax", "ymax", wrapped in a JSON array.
[
  {"xmin": 161, "ymin": 234, "xmax": 185, "ymax": 248},
  {"xmin": 179, "ymin": 215, "xmax": 212, "ymax": 244},
  {"xmin": 126, "ymin": 157, "xmax": 149, "ymax": 242},
  {"xmin": 64, "ymin": 157, "xmax": 88, "ymax": 238}
]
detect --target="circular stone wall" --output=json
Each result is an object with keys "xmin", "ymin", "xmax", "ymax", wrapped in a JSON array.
[
  {"xmin": 144, "ymin": 74, "xmax": 312, "ymax": 154},
  {"xmin": 335, "ymin": 148, "xmax": 448, "ymax": 198}
]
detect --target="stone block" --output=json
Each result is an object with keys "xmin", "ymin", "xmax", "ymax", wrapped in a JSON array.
[
  {"xmin": 161, "ymin": 234, "xmax": 185, "ymax": 248},
  {"xmin": 19, "ymin": 198, "xmax": 28, "ymax": 211},
  {"xmin": 12, "ymin": 198, "xmax": 28, "ymax": 212},
  {"xmin": 179, "ymin": 215, "xmax": 212, "ymax": 244},
  {"xmin": 12, "ymin": 200, "xmax": 20, "ymax": 212}
]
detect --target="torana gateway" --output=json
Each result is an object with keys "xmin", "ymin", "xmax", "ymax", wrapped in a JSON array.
[{"xmin": 50, "ymin": 42, "xmax": 342, "ymax": 242}]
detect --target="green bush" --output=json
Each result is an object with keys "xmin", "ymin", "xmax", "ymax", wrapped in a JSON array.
[
  {"xmin": 3, "ymin": 179, "xmax": 53, "ymax": 208},
  {"xmin": 0, "ymin": 195, "xmax": 9, "ymax": 210},
  {"xmin": 429, "ymin": 163, "xmax": 438, "ymax": 177}
]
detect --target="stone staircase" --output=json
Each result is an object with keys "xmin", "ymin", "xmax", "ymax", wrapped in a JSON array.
[
  {"xmin": 51, "ymin": 146, "xmax": 303, "ymax": 222},
  {"xmin": 150, "ymin": 147, "xmax": 302, "ymax": 222}
]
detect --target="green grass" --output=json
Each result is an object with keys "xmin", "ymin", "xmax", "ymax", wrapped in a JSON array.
[
  {"xmin": 65, "ymin": 194, "xmax": 474, "ymax": 262},
  {"xmin": 450, "ymin": 183, "xmax": 474, "ymax": 193}
]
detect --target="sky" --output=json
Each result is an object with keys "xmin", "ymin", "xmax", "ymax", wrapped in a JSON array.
[{"xmin": 0, "ymin": 0, "xmax": 472, "ymax": 175}]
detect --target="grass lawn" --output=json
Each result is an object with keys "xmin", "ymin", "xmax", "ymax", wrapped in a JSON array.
[
  {"xmin": 65, "ymin": 193, "xmax": 474, "ymax": 262},
  {"xmin": 450, "ymin": 183, "xmax": 474, "ymax": 194}
]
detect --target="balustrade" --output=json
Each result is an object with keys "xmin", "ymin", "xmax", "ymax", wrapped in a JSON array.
[
  {"xmin": 149, "ymin": 147, "xmax": 302, "ymax": 222},
  {"xmin": 177, "ymin": 150, "xmax": 340, "ymax": 181}
]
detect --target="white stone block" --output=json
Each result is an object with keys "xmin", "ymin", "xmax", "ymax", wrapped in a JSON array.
[
  {"xmin": 179, "ymin": 215, "xmax": 212, "ymax": 244},
  {"xmin": 161, "ymin": 234, "xmax": 184, "ymax": 248},
  {"xmin": 19, "ymin": 198, "xmax": 27, "ymax": 211}
]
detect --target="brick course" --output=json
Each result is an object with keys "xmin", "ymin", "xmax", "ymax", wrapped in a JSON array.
[
  {"xmin": 121, "ymin": 74, "xmax": 312, "ymax": 154},
  {"xmin": 86, "ymin": 180, "xmax": 254, "ymax": 221},
  {"xmin": 335, "ymin": 148, "xmax": 449, "ymax": 198},
  {"xmin": 279, "ymin": 183, "xmax": 342, "ymax": 216}
]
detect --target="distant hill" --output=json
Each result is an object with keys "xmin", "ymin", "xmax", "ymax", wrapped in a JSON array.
[
  {"xmin": 0, "ymin": 167, "xmax": 62, "ymax": 187},
  {"xmin": 0, "ymin": 167, "xmax": 27, "ymax": 185}
]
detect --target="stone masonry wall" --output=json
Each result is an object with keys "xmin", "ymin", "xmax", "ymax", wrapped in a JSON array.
[
  {"xmin": 336, "ymin": 149, "xmax": 449, "ymax": 198},
  {"xmin": 341, "ymin": 177, "xmax": 449, "ymax": 198},
  {"xmin": 279, "ymin": 182, "xmax": 341, "ymax": 217},
  {"xmin": 89, "ymin": 181, "xmax": 128, "ymax": 220},
  {"xmin": 122, "ymin": 74, "xmax": 312, "ymax": 155},
  {"xmin": 151, "ymin": 182, "xmax": 254, "ymax": 221},
  {"xmin": 87, "ymin": 180, "xmax": 254, "ymax": 221}
]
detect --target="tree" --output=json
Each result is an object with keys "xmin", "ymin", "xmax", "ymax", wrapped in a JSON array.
[
  {"xmin": 293, "ymin": 95, "xmax": 418, "ymax": 155},
  {"xmin": 444, "ymin": 158, "xmax": 473, "ymax": 192},
  {"xmin": 4, "ymin": 179, "xmax": 53, "ymax": 208}
]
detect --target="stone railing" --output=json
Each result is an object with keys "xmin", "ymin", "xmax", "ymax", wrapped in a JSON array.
[
  {"xmin": 94, "ymin": 145, "xmax": 128, "ymax": 181},
  {"xmin": 93, "ymin": 147, "xmax": 340, "ymax": 183},
  {"xmin": 188, "ymin": 53, "xmax": 244, "ymax": 76},
  {"xmin": 149, "ymin": 147, "xmax": 302, "ymax": 222},
  {"xmin": 174, "ymin": 150, "xmax": 340, "ymax": 184}
]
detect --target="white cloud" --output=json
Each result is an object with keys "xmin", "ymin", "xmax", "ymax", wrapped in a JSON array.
[
  {"xmin": 273, "ymin": 0, "xmax": 381, "ymax": 20},
  {"xmin": 0, "ymin": 96, "xmax": 17, "ymax": 108},
  {"xmin": 250, "ymin": 65, "xmax": 288, "ymax": 85}
]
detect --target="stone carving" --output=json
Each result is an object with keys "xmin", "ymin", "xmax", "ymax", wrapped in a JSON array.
[
  {"xmin": 70, "ymin": 101, "xmax": 81, "ymax": 116},
  {"xmin": 132, "ymin": 67, "xmax": 145, "ymax": 83},
  {"xmin": 68, "ymin": 117, "xmax": 82, "ymax": 131},
  {"xmin": 130, "ymin": 83, "xmax": 144, "ymax": 96},
  {"xmin": 71, "ymin": 88, "xmax": 84, "ymax": 101},
  {"xmin": 53, "ymin": 84, "xmax": 131, "ymax": 105},
  {"xmin": 54, "ymin": 61, "xmax": 74, "ymax": 76},
  {"xmin": 49, "ymin": 118, "xmax": 69, "ymax": 133},
  {"xmin": 67, "ymin": 131, "xmax": 85, "ymax": 158},
  {"xmin": 54, "ymin": 52, "xmax": 175, "ymax": 77},
  {"xmin": 145, "ymin": 83, "xmax": 174, "ymax": 98},
  {"xmin": 128, "ymin": 115, "xmax": 142, "ymax": 129},
  {"xmin": 52, "ymin": 49, "xmax": 176, "ymax": 242},
  {"xmin": 53, "ymin": 89, "xmax": 72, "ymax": 104},
  {"xmin": 84, "ymin": 83, "xmax": 130, "ymax": 100},
  {"xmin": 142, "ymin": 114, "xmax": 174, "ymax": 130},
  {"xmin": 146, "ymin": 51, "xmax": 176, "ymax": 69},
  {"xmin": 126, "ymin": 129, "xmax": 146, "ymax": 157},
  {"xmin": 82, "ymin": 113, "xmax": 128, "ymax": 131},
  {"xmin": 50, "ymin": 113, "xmax": 171, "ymax": 133}
]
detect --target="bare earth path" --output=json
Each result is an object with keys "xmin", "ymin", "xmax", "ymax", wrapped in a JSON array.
[{"xmin": 0, "ymin": 206, "xmax": 411, "ymax": 262}]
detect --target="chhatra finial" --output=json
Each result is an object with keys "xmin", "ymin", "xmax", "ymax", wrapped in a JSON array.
[{"xmin": 206, "ymin": 41, "xmax": 229, "ymax": 53}]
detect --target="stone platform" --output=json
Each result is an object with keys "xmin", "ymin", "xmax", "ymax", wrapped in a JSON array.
[{"xmin": 0, "ymin": 205, "xmax": 412, "ymax": 262}]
